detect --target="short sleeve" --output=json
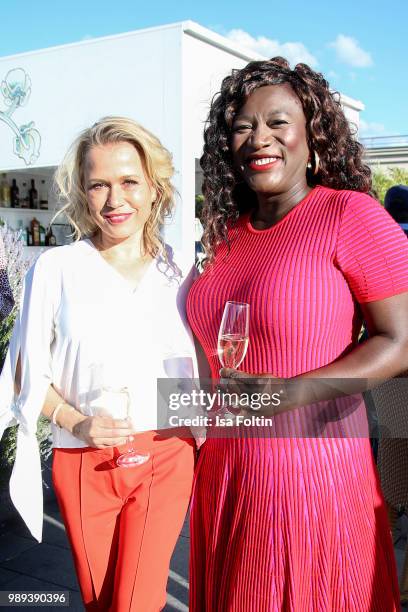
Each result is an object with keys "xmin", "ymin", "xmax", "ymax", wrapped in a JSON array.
[{"xmin": 336, "ymin": 192, "xmax": 408, "ymax": 303}]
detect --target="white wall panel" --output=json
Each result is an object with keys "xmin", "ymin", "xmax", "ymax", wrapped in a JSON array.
[{"xmin": 0, "ymin": 22, "xmax": 364, "ymax": 260}]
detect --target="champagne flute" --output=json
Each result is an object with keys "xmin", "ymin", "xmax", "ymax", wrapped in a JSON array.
[
  {"xmin": 217, "ymin": 301, "xmax": 250, "ymax": 417},
  {"xmin": 218, "ymin": 301, "xmax": 250, "ymax": 369},
  {"xmin": 88, "ymin": 385, "xmax": 150, "ymax": 468}
]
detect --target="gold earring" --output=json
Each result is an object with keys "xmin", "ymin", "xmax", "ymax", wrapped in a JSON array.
[
  {"xmin": 314, "ymin": 151, "xmax": 320, "ymax": 175},
  {"xmin": 307, "ymin": 152, "xmax": 320, "ymax": 175}
]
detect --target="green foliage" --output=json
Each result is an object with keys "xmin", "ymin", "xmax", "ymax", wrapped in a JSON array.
[
  {"xmin": 0, "ymin": 415, "xmax": 51, "ymax": 464},
  {"xmin": 0, "ymin": 416, "xmax": 52, "ymax": 488},
  {"xmin": 0, "ymin": 309, "xmax": 16, "ymax": 373},
  {"xmin": 195, "ymin": 194, "xmax": 204, "ymax": 221},
  {"xmin": 371, "ymin": 167, "xmax": 408, "ymax": 204},
  {"xmin": 0, "ymin": 223, "xmax": 29, "ymax": 372}
]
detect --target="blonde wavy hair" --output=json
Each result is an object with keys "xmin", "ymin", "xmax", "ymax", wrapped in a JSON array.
[{"xmin": 53, "ymin": 116, "xmax": 176, "ymax": 265}]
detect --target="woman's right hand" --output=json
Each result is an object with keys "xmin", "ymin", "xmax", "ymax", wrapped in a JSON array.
[{"xmin": 72, "ymin": 415, "xmax": 135, "ymax": 449}]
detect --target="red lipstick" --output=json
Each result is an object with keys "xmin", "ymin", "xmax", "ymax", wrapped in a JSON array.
[
  {"xmin": 103, "ymin": 213, "xmax": 133, "ymax": 225},
  {"xmin": 247, "ymin": 156, "xmax": 282, "ymax": 172}
]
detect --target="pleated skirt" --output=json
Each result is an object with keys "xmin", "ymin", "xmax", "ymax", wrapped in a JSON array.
[{"xmin": 190, "ymin": 437, "xmax": 400, "ymax": 611}]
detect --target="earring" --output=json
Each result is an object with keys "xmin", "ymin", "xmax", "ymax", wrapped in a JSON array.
[
  {"xmin": 307, "ymin": 152, "xmax": 320, "ymax": 175},
  {"xmin": 313, "ymin": 151, "xmax": 320, "ymax": 175}
]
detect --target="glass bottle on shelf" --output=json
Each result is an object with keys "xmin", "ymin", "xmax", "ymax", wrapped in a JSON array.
[
  {"xmin": 31, "ymin": 218, "xmax": 40, "ymax": 246},
  {"xmin": 45, "ymin": 225, "xmax": 57, "ymax": 246},
  {"xmin": 10, "ymin": 179, "xmax": 20, "ymax": 208},
  {"xmin": 21, "ymin": 182, "xmax": 30, "ymax": 208},
  {"xmin": 39, "ymin": 223, "xmax": 46, "ymax": 246},
  {"xmin": 29, "ymin": 179, "xmax": 39, "ymax": 209},
  {"xmin": 26, "ymin": 227, "xmax": 33, "ymax": 246},
  {"xmin": 39, "ymin": 180, "xmax": 48, "ymax": 210},
  {"xmin": 17, "ymin": 220, "xmax": 27, "ymax": 245},
  {"xmin": 0, "ymin": 174, "xmax": 11, "ymax": 208}
]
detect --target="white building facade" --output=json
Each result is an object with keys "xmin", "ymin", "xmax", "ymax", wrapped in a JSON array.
[{"xmin": 0, "ymin": 21, "xmax": 364, "ymax": 262}]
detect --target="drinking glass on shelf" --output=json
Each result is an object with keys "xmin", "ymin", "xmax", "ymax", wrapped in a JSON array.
[
  {"xmin": 88, "ymin": 385, "xmax": 150, "ymax": 468},
  {"xmin": 217, "ymin": 301, "xmax": 250, "ymax": 417}
]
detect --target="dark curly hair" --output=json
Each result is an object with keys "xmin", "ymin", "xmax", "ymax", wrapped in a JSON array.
[{"xmin": 200, "ymin": 57, "xmax": 371, "ymax": 262}]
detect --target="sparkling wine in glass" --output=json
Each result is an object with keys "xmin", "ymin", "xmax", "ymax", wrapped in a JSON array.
[
  {"xmin": 89, "ymin": 386, "xmax": 150, "ymax": 468},
  {"xmin": 217, "ymin": 301, "xmax": 250, "ymax": 418},
  {"xmin": 218, "ymin": 301, "xmax": 250, "ymax": 369}
]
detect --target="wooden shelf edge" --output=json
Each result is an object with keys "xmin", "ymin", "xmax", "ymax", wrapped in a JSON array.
[{"xmin": 0, "ymin": 207, "xmax": 61, "ymax": 214}]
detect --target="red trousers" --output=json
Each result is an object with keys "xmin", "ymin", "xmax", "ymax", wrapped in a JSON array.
[{"xmin": 52, "ymin": 430, "xmax": 195, "ymax": 611}]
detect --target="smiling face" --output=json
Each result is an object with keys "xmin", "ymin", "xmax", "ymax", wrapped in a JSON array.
[
  {"xmin": 83, "ymin": 141, "xmax": 156, "ymax": 244},
  {"xmin": 231, "ymin": 83, "xmax": 310, "ymax": 197}
]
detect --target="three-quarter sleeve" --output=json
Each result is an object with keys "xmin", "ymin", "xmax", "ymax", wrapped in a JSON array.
[
  {"xmin": 0, "ymin": 250, "xmax": 60, "ymax": 541},
  {"xmin": 14, "ymin": 252, "xmax": 60, "ymax": 430},
  {"xmin": 336, "ymin": 192, "xmax": 408, "ymax": 303}
]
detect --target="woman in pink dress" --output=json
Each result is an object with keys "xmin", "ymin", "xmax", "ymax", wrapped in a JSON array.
[{"xmin": 187, "ymin": 57, "xmax": 408, "ymax": 611}]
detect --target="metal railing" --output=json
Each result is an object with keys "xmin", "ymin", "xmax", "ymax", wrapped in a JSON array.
[{"xmin": 360, "ymin": 135, "xmax": 408, "ymax": 149}]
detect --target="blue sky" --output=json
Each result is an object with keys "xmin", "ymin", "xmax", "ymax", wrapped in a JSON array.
[{"xmin": 1, "ymin": 0, "xmax": 406, "ymax": 138}]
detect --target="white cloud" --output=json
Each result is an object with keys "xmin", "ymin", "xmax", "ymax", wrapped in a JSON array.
[
  {"xmin": 327, "ymin": 70, "xmax": 339, "ymax": 80},
  {"xmin": 359, "ymin": 119, "xmax": 386, "ymax": 136},
  {"xmin": 226, "ymin": 29, "xmax": 318, "ymax": 68},
  {"xmin": 329, "ymin": 34, "xmax": 373, "ymax": 68}
]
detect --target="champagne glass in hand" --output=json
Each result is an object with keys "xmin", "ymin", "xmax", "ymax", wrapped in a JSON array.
[
  {"xmin": 217, "ymin": 301, "xmax": 250, "ymax": 416},
  {"xmin": 89, "ymin": 386, "xmax": 150, "ymax": 468},
  {"xmin": 218, "ymin": 301, "xmax": 250, "ymax": 369}
]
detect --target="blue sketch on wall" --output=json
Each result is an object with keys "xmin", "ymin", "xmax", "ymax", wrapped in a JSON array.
[{"xmin": 0, "ymin": 68, "xmax": 41, "ymax": 165}]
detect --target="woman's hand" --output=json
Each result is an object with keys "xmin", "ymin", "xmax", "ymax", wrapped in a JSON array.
[
  {"xmin": 42, "ymin": 389, "xmax": 137, "ymax": 449},
  {"xmin": 219, "ymin": 368, "xmax": 383, "ymax": 417},
  {"xmin": 219, "ymin": 368, "xmax": 288, "ymax": 416},
  {"xmin": 71, "ymin": 415, "xmax": 135, "ymax": 449}
]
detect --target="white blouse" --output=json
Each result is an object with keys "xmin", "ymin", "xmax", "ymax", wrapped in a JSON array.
[{"xmin": 0, "ymin": 239, "xmax": 198, "ymax": 541}]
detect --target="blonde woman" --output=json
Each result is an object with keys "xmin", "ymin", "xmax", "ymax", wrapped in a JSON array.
[{"xmin": 0, "ymin": 117, "xmax": 196, "ymax": 611}]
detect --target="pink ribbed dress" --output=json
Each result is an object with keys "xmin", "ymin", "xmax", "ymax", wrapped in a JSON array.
[{"xmin": 187, "ymin": 186, "xmax": 408, "ymax": 611}]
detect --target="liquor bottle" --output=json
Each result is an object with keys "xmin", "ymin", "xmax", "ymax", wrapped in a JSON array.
[
  {"xmin": 0, "ymin": 174, "xmax": 11, "ymax": 208},
  {"xmin": 39, "ymin": 223, "xmax": 46, "ymax": 246},
  {"xmin": 17, "ymin": 220, "xmax": 27, "ymax": 245},
  {"xmin": 31, "ymin": 218, "xmax": 40, "ymax": 246},
  {"xmin": 26, "ymin": 228, "xmax": 33, "ymax": 246},
  {"xmin": 21, "ymin": 182, "xmax": 30, "ymax": 208},
  {"xmin": 29, "ymin": 179, "xmax": 39, "ymax": 209},
  {"xmin": 39, "ymin": 180, "xmax": 48, "ymax": 210},
  {"xmin": 45, "ymin": 225, "xmax": 57, "ymax": 246},
  {"xmin": 10, "ymin": 179, "xmax": 20, "ymax": 208}
]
